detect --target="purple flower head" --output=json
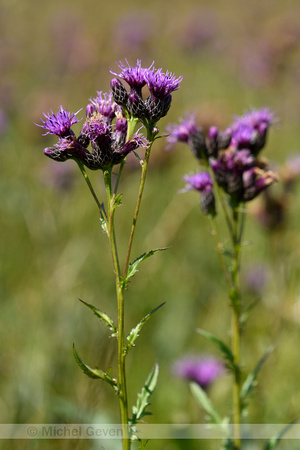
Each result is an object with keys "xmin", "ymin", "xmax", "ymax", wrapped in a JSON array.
[
  {"xmin": 173, "ymin": 355, "xmax": 225, "ymax": 390},
  {"xmin": 37, "ymin": 106, "xmax": 82, "ymax": 137},
  {"xmin": 119, "ymin": 130, "xmax": 149, "ymax": 156},
  {"xmin": 165, "ymin": 112, "xmax": 199, "ymax": 150},
  {"xmin": 242, "ymin": 167, "xmax": 279, "ymax": 201},
  {"xmin": 231, "ymin": 108, "xmax": 276, "ymax": 154},
  {"xmin": 183, "ymin": 171, "xmax": 213, "ymax": 193},
  {"xmin": 81, "ymin": 115, "xmax": 111, "ymax": 142},
  {"xmin": 145, "ymin": 68, "xmax": 183, "ymax": 100},
  {"xmin": 86, "ymin": 91, "xmax": 118, "ymax": 122},
  {"xmin": 110, "ymin": 58, "xmax": 154, "ymax": 91}
]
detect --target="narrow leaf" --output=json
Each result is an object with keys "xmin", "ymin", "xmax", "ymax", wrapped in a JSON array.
[
  {"xmin": 264, "ymin": 419, "xmax": 297, "ymax": 450},
  {"xmin": 79, "ymin": 299, "xmax": 117, "ymax": 336},
  {"xmin": 113, "ymin": 193, "xmax": 123, "ymax": 207},
  {"xmin": 240, "ymin": 345, "xmax": 274, "ymax": 405},
  {"xmin": 126, "ymin": 303, "xmax": 165, "ymax": 354},
  {"xmin": 196, "ymin": 328, "xmax": 235, "ymax": 369},
  {"xmin": 126, "ymin": 248, "xmax": 168, "ymax": 281},
  {"xmin": 73, "ymin": 344, "xmax": 118, "ymax": 392},
  {"xmin": 131, "ymin": 362, "xmax": 159, "ymax": 424},
  {"xmin": 190, "ymin": 382, "xmax": 225, "ymax": 427}
]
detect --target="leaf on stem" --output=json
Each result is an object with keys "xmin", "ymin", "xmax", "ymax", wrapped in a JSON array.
[
  {"xmin": 125, "ymin": 302, "xmax": 165, "ymax": 354},
  {"xmin": 240, "ymin": 345, "xmax": 275, "ymax": 408},
  {"xmin": 264, "ymin": 419, "xmax": 297, "ymax": 450},
  {"xmin": 130, "ymin": 362, "xmax": 159, "ymax": 425},
  {"xmin": 73, "ymin": 344, "xmax": 118, "ymax": 392},
  {"xmin": 122, "ymin": 248, "xmax": 168, "ymax": 288},
  {"xmin": 190, "ymin": 382, "xmax": 228, "ymax": 434},
  {"xmin": 113, "ymin": 193, "xmax": 123, "ymax": 208},
  {"xmin": 196, "ymin": 328, "xmax": 235, "ymax": 370},
  {"xmin": 78, "ymin": 299, "xmax": 117, "ymax": 337}
]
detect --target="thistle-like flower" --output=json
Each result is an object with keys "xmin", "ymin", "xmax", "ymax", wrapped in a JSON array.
[
  {"xmin": 183, "ymin": 171, "xmax": 216, "ymax": 215},
  {"xmin": 110, "ymin": 59, "xmax": 183, "ymax": 123},
  {"xmin": 37, "ymin": 94, "xmax": 149, "ymax": 170},
  {"xmin": 37, "ymin": 106, "xmax": 82, "ymax": 137},
  {"xmin": 173, "ymin": 355, "xmax": 225, "ymax": 390}
]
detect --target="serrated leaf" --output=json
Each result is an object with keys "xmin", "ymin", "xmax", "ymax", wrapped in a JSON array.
[
  {"xmin": 125, "ymin": 303, "xmax": 165, "ymax": 354},
  {"xmin": 190, "ymin": 382, "xmax": 227, "ymax": 430},
  {"xmin": 196, "ymin": 328, "xmax": 235, "ymax": 370},
  {"xmin": 79, "ymin": 299, "xmax": 117, "ymax": 336},
  {"xmin": 240, "ymin": 345, "xmax": 274, "ymax": 406},
  {"xmin": 73, "ymin": 344, "xmax": 118, "ymax": 392},
  {"xmin": 264, "ymin": 419, "xmax": 297, "ymax": 450},
  {"xmin": 130, "ymin": 362, "xmax": 159, "ymax": 425},
  {"xmin": 126, "ymin": 248, "xmax": 168, "ymax": 282}
]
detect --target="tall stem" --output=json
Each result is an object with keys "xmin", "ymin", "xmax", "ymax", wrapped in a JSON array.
[
  {"xmin": 123, "ymin": 132, "xmax": 154, "ymax": 277},
  {"xmin": 230, "ymin": 205, "xmax": 243, "ymax": 449},
  {"xmin": 103, "ymin": 169, "xmax": 130, "ymax": 450}
]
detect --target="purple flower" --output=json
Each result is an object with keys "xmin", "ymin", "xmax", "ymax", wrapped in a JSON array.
[
  {"xmin": 86, "ymin": 91, "xmax": 119, "ymax": 122},
  {"xmin": 37, "ymin": 106, "xmax": 82, "ymax": 137},
  {"xmin": 145, "ymin": 68, "xmax": 183, "ymax": 100},
  {"xmin": 110, "ymin": 58, "xmax": 153, "ymax": 91},
  {"xmin": 166, "ymin": 112, "xmax": 199, "ymax": 150},
  {"xmin": 231, "ymin": 108, "xmax": 276, "ymax": 154},
  {"xmin": 183, "ymin": 172, "xmax": 213, "ymax": 193},
  {"xmin": 173, "ymin": 355, "xmax": 225, "ymax": 389},
  {"xmin": 183, "ymin": 172, "xmax": 216, "ymax": 216}
]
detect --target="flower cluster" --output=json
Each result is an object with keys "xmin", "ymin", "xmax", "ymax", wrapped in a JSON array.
[
  {"xmin": 167, "ymin": 108, "xmax": 278, "ymax": 212},
  {"xmin": 110, "ymin": 59, "xmax": 183, "ymax": 123},
  {"xmin": 173, "ymin": 355, "xmax": 225, "ymax": 390},
  {"xmin": 37, "ymin": 60, "xmax": 183, "ymax": 170}
]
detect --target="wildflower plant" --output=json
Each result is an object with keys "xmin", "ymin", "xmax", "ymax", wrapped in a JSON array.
[
  {"xmin": 166, "ymin": 108, "xmax": 287, "ymax": 449},
  {"xmin": 37, "ymin": 59, "xmax": 183, "ymax": 450}
]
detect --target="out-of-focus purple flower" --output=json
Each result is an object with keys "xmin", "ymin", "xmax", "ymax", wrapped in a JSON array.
[
  {"xmin": 183, "ymin": 171, "xmax": 216, "ymax": 216},
  {"xmin": 166, "ymin": 112, "xmax": 231, "ymax": 159},
  {"xmin": 244, "ymin": 263, "xmax": 270, "ymax": 295},
  {"xmin": 231, "ymin": 108, "xmax": 276, "ymax": 155},
  {"xmin": 173, "ymin": 355, "xmax": 225, "ymax": 390},
  {"xmin": 165, "ymin": 112, "xmax": 199, "ymax": 150},
  {"xmin": 183, "ymin": 172, "xmax": 213, "ymax": 193},
  {"xmin": 112, "ymin": 11, "xmax": 155, "ymax": 55},
  {"xmin": 37, "ymin": 106, "xmax": 82, "ymax": 137}
]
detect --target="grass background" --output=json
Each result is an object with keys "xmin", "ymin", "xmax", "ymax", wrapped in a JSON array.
[{"xmin": 1, "ymin": 0, "xmax": 300, "ymax": 449}]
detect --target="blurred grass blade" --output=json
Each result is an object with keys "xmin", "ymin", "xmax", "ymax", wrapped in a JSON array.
[
  {"xmin": 73, "ymin": 344, "xmax": 118, "ymax": 392},
  {"xmin": 79, "ymin": 299, "xmax": 117, "ymax": 336},
  {"xmin": 131, "ymin": 362, "xmax": 159, "ymax": 424},
  {"xmin": 190, "ymin": 382, "xmax": 228, "ymax": 431},
  {"xmin": 125, "ymin": 303, "xmax": 165, "ymax": 354},
  {"xmin": 264, "ymin": 419, "xmax": 297, "ymax": 450},
  {"xmin": 196, "ymin": 328, "xmax": 235, "ymax": 369},
  {"xmin": 240, "ymin": 345, "xmax": 274, "ymax": 406}
]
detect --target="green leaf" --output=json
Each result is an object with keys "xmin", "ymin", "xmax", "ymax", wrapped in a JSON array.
[
  {"xmin": 99, "ymin": 217, "xmax": 108, "ymax": 233},
  {"xmin": 126, "ymin": 248, "xmax": 168, "ymax": 283},
  {"xmin": 240, "ymin": 345, "xmax": 274, "ymax": 407},
  {"xmin": 196, "ymin": 328, "xmax": 235, "ymax": 370},
  {"xmin": 113, "ymin": 193, "xmax": 123, "ymax": 207},
  {"xmin": 264, "ymin": 419, "xmax": 297, "ymax": 450},
  {"xmin": 190, "ymin": 382, "xmax": 228, "ymax": 433},
  {"xmin": 130, "ymin": 362, "xmax": 159, "ymax": 425},
  {"xmin": 73, "ymin": 344, "xmax": 118, "ymax": 392},
  {"xmin": 79, "ymin": 299, "xmax": 117, "ymax": 336},
  {"xmin": 125, "ymin": 303, "xmax": 165, "ymax": 354}
]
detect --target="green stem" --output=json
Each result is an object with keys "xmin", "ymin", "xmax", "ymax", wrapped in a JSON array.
[
  {"xmin": 103, "ymin": 168, "xmax": 130, "ymax": 450},
  {"xmin": 123, "ymin": 131, "xmax": 154, "ymax": 277},
  {"xmin": 208, "ymin": 216, "xmax": 230, "ymax": 285},
  {"xmin": 76, "ymin": 160, "xmax": 106, "ymax": 223},
  {"xmin": 230, "ymin": 205, "xmax": 243, "ymax": 450}
]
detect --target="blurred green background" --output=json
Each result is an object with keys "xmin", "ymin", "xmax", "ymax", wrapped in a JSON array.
[{"xmin": 1, "ymin": 0, "xmax": 300, "ymax": 449}]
